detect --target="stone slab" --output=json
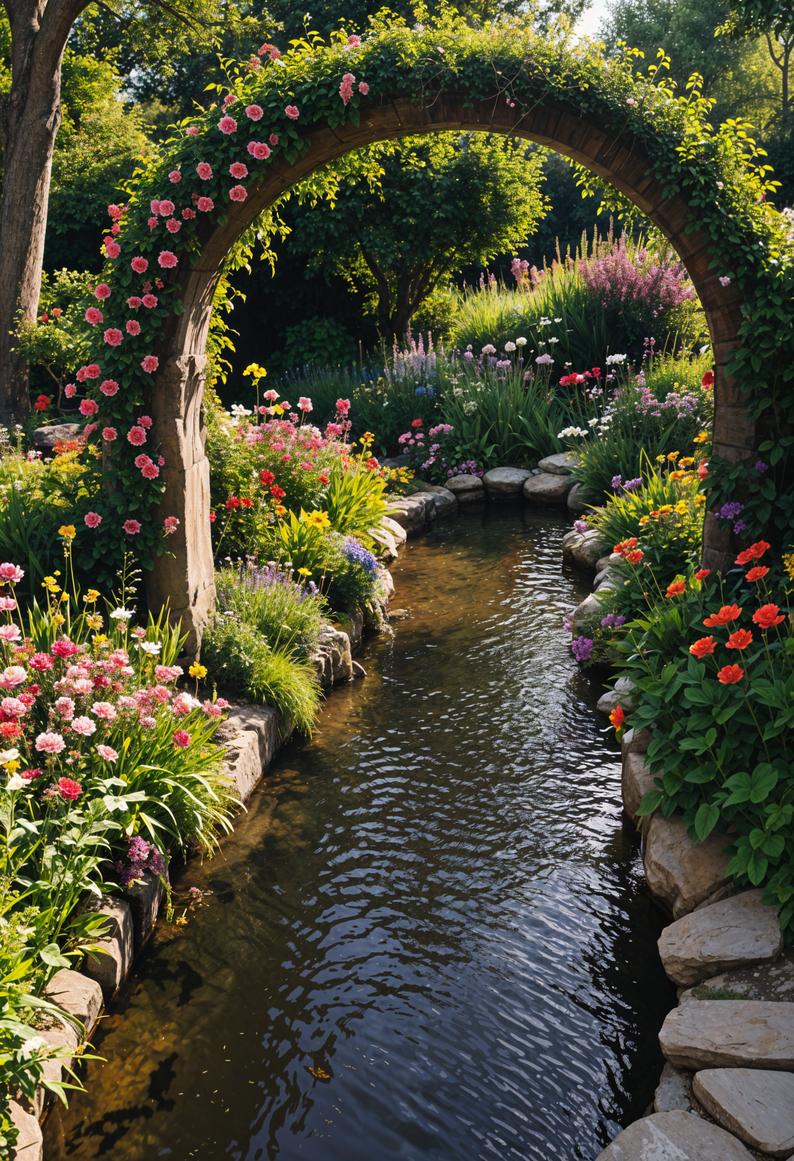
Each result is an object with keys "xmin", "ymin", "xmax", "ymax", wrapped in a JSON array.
[
  {"xmin": 653, "ymin": 1063, "xmax": 694, "ymax": 1113},
  {"xmin": 31, "ymin": 423, "xmax": 82, "ymax": 454},
  {"xmin": 9, "ymin": 1101, "xmax": 42, "ymax": 1160},
  {"xmin": 621, "ymin": 728, "xmax": 652, "ymax": 757},
  {"xmin": 643, "ymin": 815, "xmax": 731, "ymax": 918},
  {"xmin": 594, "ymin": 1110, "xmax": 753, "ymax": 1160},
  {"xmin": 571, "ymin": 592, "xmax": 603, "ymax": 633},
  {"xmin": 660, "ymin": 1001, "xmax": 794, "ymax": 1069},
  {"xmin": 483, "ymin": 466, "xmax": 532, "ymax": 496},
  {"xmin": 658, "ymin": 890, "xmax": 783, "ymax": 986},
  {"xmin": 380, "ymin": 514, "xmax": 408, "ymax": 547},
  {"xmin": 596, "ymin": 677, "xmax": 636, "ymax": 716},
  {"xmin": 693, "ymin": 1068, "xmax": 794, "ymax": 1157},
  {"xmin": 387, "ymin": 493, "xmax": 432, "ymax": 533},
  {"xmin": 313, "ymin": 624, "xmax": 353, "ymax": 689},
  {"xmin": 681, "ymin": 950, "xmax": 794, "ymax": 1005},
  {"xmin": 522, "ymin": 471, "xmax": 573, "ymax": 504},
  {"xmin": 81, "ymin": 898, "xmax": 134, "ymax": 999},
  {"xmin": 567, "ymin": 482, "xmax": 599, "ymax": 514},
  {"xmin": 537, "ymin": 451, "xmax": 579, "ymax": 475},
  {"xmin": 126, "ymin": 872, "xmax": 165, "ymax": 949},
  {"xmin": 415, "ymin": 483, "xmax": 457, "ymax": 517},
  {"xmin": 563, "ymin": 527, "xmax": 608, "ymax": 569},
  {"xmin": 445, "ymin": 473, "xmax": 484, "ymax": 499},
  {"xmin": 44, "ymin": 969, "xmax": 103, "ymax": 1036}
]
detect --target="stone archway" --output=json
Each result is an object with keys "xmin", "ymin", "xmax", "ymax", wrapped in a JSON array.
[{"xmin": 73, "ymin": 23, "xmax": 784, "ymax": 652}]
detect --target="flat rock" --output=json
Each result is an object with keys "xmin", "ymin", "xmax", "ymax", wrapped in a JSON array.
[
  {"xmin": 377, "ymin": 567, "xmax": 395, "ymax": 601},
  {"xmin": 643, "ymin": 814, "xmax": 731, "ymax": 918},
  {"xmin": 537, "ymin": 451, "xmax": 579, "ymax": 475},
  {"xmin": 622, "ymin": 751, "xmax": 656, "ymax": 824},
  {"xmin": 445, "ymin": 473, "xmax": 485, "ymax": 503},
  {"xmin": 596, "ymin": 551, "xmax": 622, "ymax": 572},
  {"xmin": 595, "ymin": 1110, "xmax": 753, "ymax": 1160},
  {"xmin": 126, "ymin": 872, "xmax": 164, "ymax": 948},
  {"xmin": 218, "ymin": 704, "xmax": 286, "ymax": 802},
  {"xmin": 693, "ymin": 1068, "xmax": 794, "ymax": 1157},
  {"xmin": 31, "ymin": 422, "xmax": 82, "ymax": 453},
  {"xmin": 660, "ymin": 1000, "xmax": 794, "ymax": 1069},
  {"xmin": 10, "ymin": 1100, "xmax": 43, "ymax": 1160},
  {"xmin": 658, "ymin": 890, "xmax": 783, "ymax": 987},
  {"xmin": 81, "ymin": 898, "xmax": 135, "ymax": 998},
  {"xmin": 681, "ymin": 950, "xmax": 794, "ymax": 1004},
  {"xmin": 380, "ymin": 515, "xmax": 408, "ymax": 547},
  {"xmin": 44, "ymin": 968, "xmax": 103, "ymax": 1036},
  {"xmin": 415, "ymin": 483, "xmax": 457, "ymax": 517},
  {"xmin": 313, "ymin": 624, "xmax": 353, "ymax": 689},
  {"xmin": 563, "ymin": 527, "xmax": 608, "ymax": 569},
  {"xmin": 522, "ymin": 471, "xmax": 573, "ymax": 504},
  {"xmin": 596, "ymin": 676, "xmax": 636, "ymax": 716},
  {"xmin": 654, "ymin": 1063, "xmax": 694, "ymax": 1113},
  {"xmin": 483, "ymin": 466, "xmax": 532, "ymax": 497},
  {"xmin": 388, "ymin": 493, "xmax": 432, "ymax": 533},
  {"xmin": 567, "ymin": 482, "xmax": 599, "ymax": 514}
]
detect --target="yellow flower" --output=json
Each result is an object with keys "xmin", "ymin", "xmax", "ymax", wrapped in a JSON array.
[
  {"xmin": 58, "ymin": 524, "xmax": 76, "ymax": 540},
  {"xmin": 4, "ymin": 759, "xmax": 20, "ymax": 774},
  {"xmin": 274, "ymin": 504, "xmax": 287, "ymax": 517},
  {"xmin": 84, "ymin": 589, "xmax": 100, "ymax": 603},
  {"xmin": 297, "ymin": 567, "xmax": 311, "ymax": 577},
  {"xmin": 669, "ymin": 470, "xmax": 686, "ymax": 480},
  {"xmin": 93, "ymin": 634, "xmax": 109, "ymax": 646},
  {"xmin": 272, "ymin": 404, "xmax": 285, "ymax": 416},
  {"xmin": 86, "ymin": 614, "xmax": 103, "ymax": 630},
  {"xmin": 693, "ymin": 431, "xmax": 709, "ymax": 444},
  {"xmin": 303, "ymin": 510, "xmax": 330, "ymax": 529},
  {"xmin": 783, "ymin": 553, "xmax": 794, "ymax": 579},
  {"xmin": 694, "ymin": 493, "xmax": 706, "ymax": 506},
  {"xmin": 666, "ymin": 451, "xmax": 680, "ymax": 462},
  {"xmin": 243, "ymin": 362, "xmax": 267, "ymax": 381},
  {"xmin": 678, "ymin": 457, "xmax": 694, "ymax": 468},
  {"xmin": 655, "ymin": 454, "xmax": 666, "ymax": 463},
  {"xmin": 52, "ymin": 613, "xmax": 65, "ymax": 627},
  {"xmin": 188, "ymin": 662, "xmax": 208, "ymax": 680}
]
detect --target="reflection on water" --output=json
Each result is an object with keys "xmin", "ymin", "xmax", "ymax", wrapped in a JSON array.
[{"xmin": 50, "ymin": 509, "xmax": 673, "ymax": 1161}]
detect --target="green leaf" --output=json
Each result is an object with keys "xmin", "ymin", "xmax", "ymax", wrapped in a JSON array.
[{"xmin": 694, "ymin": 802, "xmax": 720, "ymax": 841}]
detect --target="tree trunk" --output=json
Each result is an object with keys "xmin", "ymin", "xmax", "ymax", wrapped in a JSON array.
[{"xmin": 0, "ymin": 2, "xmax": 82, "ymax": 423}]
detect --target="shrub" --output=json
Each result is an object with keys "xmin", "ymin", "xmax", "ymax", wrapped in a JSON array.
[{"xmin": 215, "ymin": 560, "xmax": 325, "ymax": 658}]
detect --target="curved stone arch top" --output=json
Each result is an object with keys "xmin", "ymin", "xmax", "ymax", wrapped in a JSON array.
[{"xmin": 104, "ymin": 29, "xmax": 763, "ymax": 651}]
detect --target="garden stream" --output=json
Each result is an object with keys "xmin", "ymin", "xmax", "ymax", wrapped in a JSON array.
[{"xmin": 49, "ymin": 510, "xmax": 674, "ymax": 1161}]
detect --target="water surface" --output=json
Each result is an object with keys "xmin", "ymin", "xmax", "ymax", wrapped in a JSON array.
[{"xmin": 51, "ymin": 510, "xmax": 672, "ymax": 1161}]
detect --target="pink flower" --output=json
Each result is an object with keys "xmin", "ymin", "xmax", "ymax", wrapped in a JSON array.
[
  {"xmin": 147, "ymin": 216, "xmax": 158, "ymax": 230},
  {"xmin": 77, "ymin": 363, "xmax": 100, "ymax": 381},
  {"xmin": 30, "ymin": 653, "xmax": 52, "ymax": 674},
  {"xmin": 247, "ymin": 141, "xmax": 270, "ymax": 160},
  {"xmin": 102, "ymin": 427, "xmax": 117, "ymax": 442},
  {"xmin": 158, "ymin": 250, "xmax": 178, "ymax": 269},
  {"xmin": 0, "ymin": 598, "xmax": 16, "ymax": 612},
  {"xmin": 0, "ymin": 625, "xmax": 21, "ymax": 642},
  {"xmin": 85, "ymin": 307, "xmax": 104, "ymax": 325},
  {"xmin": 284, "ymin": 104, "xmax": 300, "ymax": 120},
  {"xmin": 35, "ymin": 731, "xmax": 66, "ymax": 755},
  {"xmin": 0, "ymin": 564, "xmax": 24, "ymax": 583},
  {"xmin": 1, "ymin": 696, "xmax": 27, "ymax": 717},
  {"xmin": 141, "ymin": 355, "xmax": 159, "ymax": 373},
  {"xmin": 169, "ymin": 170, "xmax": 182, "ymax": 184},
  {"xmin": 103, "ymin": 327, "xmax": 123, "ymax": 346},
  {"xmin": 79, "ymin": 399, "xmax": 99, "ymax": 417},
  {"xmin": 51, "ymin": 639, "xmax": 78, "ymax": 658},
  {"xmin": 123, "ymin": 519, "xmax": 142, "ymax": 535},
  {"xmin": 71, "ymin": 716, "xmax": 96, "ymax": 737},
  {"xmin": 131, "ymin": 256, "xmax": 148, "ymax": 274},
  {"xmin": 269, "ymin": 133, "xmax": 279, "ymax": 146},
  {"xmin": 57, "ymin": 777, "xmax": 82, "ymax": 801},
  {"xmin": 141, "ymin": 462, "xmax": 159, "ymax": 479},
  {"xmin": 173, "ymin": 729, "xmax": 191, "ymax": 748},
  {"xmin": 83, "ymin": 423, "xmax": 98, "ymax": 438},
  {"xmin": 100, "ymin": 379, "xmax": 119, "ymax": 396},
  {"xmin": 347, "ymin": 34, "xmax": 361, "ymax": 45},
  {"xmin": 158, "ymin": 199, "xmax": 175, "ymax": 217},
  {"xmin": 92, "ymin": 701, "xmax": 117, "ymax": 722},
  {"xmin": 141, "ymin": 294, "xmax": 158, "ymax": 309},
  {"xmin": 55, "ymin": 696, "xmax": 75, "ymax": 720},
  {"xmin": 197, "ymin": 196, "xmax": 214, "ymax": 212},
  {"xmin": 94, "ymin": 283, "xmax": 111, "ymax": 300},
  {"xmin": 185, "ymin": 125, "xmax": 199, "ymax": 137},
  {"xmin": 297, "ymin": 396, "xmax": 313, "ymax": 412},
  {"xmin": 134, "ymin": 454, "xmax": 151, "ymax": 469},
  {"xmin": 166, "ymin": 218, "xmax": 181, "ymax": 233},
  {"xmin": 245, "ymin": 104, "xmax": 263, "ymax": 121},
  {"xmin": 335, "ymin": 398, "xmax": 351, "ymax": 416},
  {"xmin": 229, "ymin": 184, "xmax": 248, "ymax": 202},
  {"xmin": 64, "ymin": 383, "xmax": 77, "ymax": 399},
  {"xmin": 127, "ymin": 295, "xmax": 142, "ymax": 309},
  {"xmin": 84, "ymin": 511, "xmax": 102, "ymax": 529},
  {"xmin": 96, "ymin": 744, "xmax": 118, "ymax": 762},
  {"xmin": 105, "ymin": 239, "xmax": 121, "ymax": 259},
  {"xmin": 127, "ymin": 426, "xmax": 147, "ymax": 446},
  {"xmin": 218, "ymin": 115, "xmax": 237, "ymax": 134},
  {"xmin": 107, "ymin": 203, "xmax": 124, "ymax": 220},
  {"xmin": 197, "ymin": 162, "xmax": 213, "ymax": 180},
  {"xmin": 229, "ymin": 162, "xmax": 249, "ymax": 179},
  {"xmin": 182, "ymin": 207, "xmax": 196, "ymax": 220},
  {"xmin": 125, "ymin": 319, "xmax": 142, "ymax": 336},
  {"xmin": 339, "ymin": 72, "xmax": 356, "ymax": 105},
  {"xmin": 138, "ymin": 414, "xmax": 153, "ymax": 428},
  {"xmin": 358, "ymin": 81, "xmax": 369, "ymax": 95},
  {"xmin": 719, "ymin": 275, "xmax": 732, "ymax": 287},
  {"xmin": 150, "ymin": 198, "xmax": 161, "ymax": 214},
  {"xmin": 163, "ymin": 516, "xmax": 180, "ymax": 535}
]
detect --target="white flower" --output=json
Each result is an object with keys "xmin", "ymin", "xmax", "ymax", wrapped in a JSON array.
[
  {"xmin": 588, "ymin": 417, "xmax": 599, "ymax": 427},
  {"xmin": 548, "ymin": 337, "xmax": 559, "ymax": 344},
  {"xmin": 606, "ymin": 353, "xmax": 627, "ymax": 365},
  {"xmin": 554, "ymin": 317, "xmax": 562, "ymax": 323},
  {"xmin": 557, "ymin": 426, "xmax": 588, "ymax": 439},
  {"xmin": 230, "ymin": 403, "xmax": 253, "ymax": 418},
  {"xmin": 515, "ymin": 336, "xmax": 527, "ymax": 347},
  {"xmin": 504, "ymin": 341, "xmax": 516, "ymax": 353},
  {"xmin": 463, "ymin": 401, "xmax": 477, "ymax": 416},
  {"xmin": 19, "ymin": 1036, "xmax": 47, "ymax": 1059},
  {"xmin": 0, "ymin": 748, "xmax": 20, "ymax": 765},
  {"xmin": 535, "ymin": 354, "xmax": 554, "ymax": 365},
  {"xmin": 110, "ymin": 607, "xmax": 134, "ymax": 621},
  {"xmin": 137, "ymin": 641, "xmax": 161, "ymax": 656},
  {"xmin": 6, "ymin": 774, "xmax": 26, "ymax": 792},
  {"xmin": 481, "ymin": 343, "xmax": 496, "ymax": 355}
]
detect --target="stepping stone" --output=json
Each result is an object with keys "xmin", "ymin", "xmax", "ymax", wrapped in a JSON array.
[
  {"xmin": 660, "ymin": 1000, "xmax": 794, "ymax": 1069},
  {"xmin": 681, "ymin": 950, "xmax": 794, "ymax": 1004},
  {"xmin": 658, "ymin": 890, "xmax": 783, "ymax": 986},
  {"xmin": 693, "ymin": 1068, "xmax": 794, "ymax": 1157},
  {"xmin": 537, "ymin": 451, "xmax": 579, "ymax": 475},
  {"xmin": 571, "ymin": 591, "xmax": 602, "ymax": 633},
  {"xmin": 522, "ymin": 471, "xmax": 573, "ymax": 504},
  {"xmin": 388, "ymin": 493, "xmax": 432, "ymax": 533},
  {"xmin": 563, "ymin": 527, "xmax": 608, "ymax": 569},
  {"xmin": 445, "ymin": 473, "xmax": 485, "ymax": 504},
  {"xmin": 483, "ymin": 466, "xmax": 531, "ymax": 497},
  {"xmin": 654, "ymin": 1063, "xmax": 694, "ymax": 1113},
  {"xmin": 44, "ymin": 968, "xmax": 103, "ymax": 1035},
  {"xmin": 622, "ymin": 752, "xmax": 656, "ymax": 823},
  {"xmin": 567, "ymin": 481, "xmax": 599, "ymax": 514},
  {"xmin": 594, "ymin": 1110, "xmax": 753, "ymax": 1160},
  {"xmin": 642, "ymin": 815, "xmax": 731, "ymax": 917}
]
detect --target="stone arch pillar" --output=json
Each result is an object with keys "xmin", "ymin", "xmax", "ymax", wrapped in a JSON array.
[{"xmin": 144, "ymin": 94, "xmax": 751, "ymax": 651}]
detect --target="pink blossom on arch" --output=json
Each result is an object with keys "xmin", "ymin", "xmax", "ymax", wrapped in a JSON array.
[
  {"xmin": 77, "ymin": 363, "xmax": 100, "ymax": 381},
  {"xmin": 104, "ymin": 239, "xmax": 121, "ymax": 259},
  {"xmin": 83, "ymin": 423, "xmax": 98, "ymax": 438},
  {"xmin": 185, "ymin": 126, "xmax": 199, "ymax": 137},
  {"xmin": 103, "ymin": 327, "xmax": 123, "ymax": 347},
  {"xmin": 85, "ymin": 307, "xmax": 103, "ymax": 325},
  {"xmin": 197, "ymin": 162, "xmax": 213, "ymax": 180},
  {"xmin": 247, "ymin": 141, "xmax": 270, "ymax": 161},
  {"xmin": 158, "ymin": 199, "xmax": 175, "ymax": 217},
  {"xmin": 134, "ymin": 454, "xmax": 151, "ymax": 469},
  {"xmin": 141, "ymin": 461, "xmax": 159, "ymax": 480},
  {"xmin": 108, "ymin": 203, "xmax": 124, "ymax": 220},
  {"xmin": 79, "ymin": 399, "xmax": 99, "ymax": 417},
  {"xmin": 150, "ymin": 198, "xmax": 161, "ymax": 214},
  {"xmin": 94, "ymin": 283, "xmax": 111, "ymax": 300},
  {"xmin": 182, "ymin": 207, "xmax": 196, "ymax": 220},
  {"xmin": 128, "ymin": 296, "xmax": 142, "ymax": 309},
  {"xmin": 169, "ymin": 170, "xmax": 182, "ymax": 183},
  {"xmin": 269, "ymin": 133, "xmax": 279, "ymax": 146},
  {"xmin": 141, "ymin": 355, "xmax": 159, "ymax": 373},
  {"xmin": 339, "ymin": 72, "xmax": 356, "ymax": 105},
  {"xmin": 123, "ymin": 519, "xmax": 142, "ymax": 535},
  {"xmin": 166, "ymin": 218, "xmax": 181, "ymax": 233},
  {"xmin": 148, "ymin": 216, "xmax": 158, "ymax": 230},
  {"xmin": 358, "ymin": 81, "xmax": 369, "ymax": 95},
  {"xmin": 197, "ymin": 196, "xmax": 215, "ymax": 212},
  {"xmin": 229, "ymin": 162, "xmax": 249, "ymax": 179},
  {"xmin": 131, "ymin": 256, "xmax": 148, "ymax": 274},
  {"xmin": 102, "ymin": 427, "xmax": 118, "ymax": 442},
  {"xmin": 127, "ymin": 426, "xmax": 147, "ymax": 446},
  {"xmin": 284, "ymin": 104, "xmax": 300, "ymax": 120},
  {"xmin": 229, "ymin": 184, "xmax": 248, "ymax": 202},
  {"xmin": 99, "ymin": 379, "xmax": 119, "ymax": 396},
  {"xmin": 245, "ymin": 104, "xmax": 263, "ymax": 121},
  {"xmin": 84, "ymin": 511, "xmax": 102, "ymax": 529},
  {"xmin": 125, "ymin": 319, "xmax": 141, "ymax": 336},
  {"xmin": 158, "ymin": 250, "xmax": 178, "ymax": 269},
  {"xmin": 141, "ymin": 295, "xmax": 158, "ymax": 309},
  {"xmin": 163, "ymin": 516, "xmax": 180, "ymax": 535},
  {"xmin": 137, "ymin": 415, "xmax": 153, "ymax": 428},
  {"xmin": 218, "ymin": 115, "xmax": 237, "ymax": 134}
]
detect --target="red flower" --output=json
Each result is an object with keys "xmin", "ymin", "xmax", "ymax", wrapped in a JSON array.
[
  {"xmin": 318, "ymin": 473, "xmax": 330, "ymax": 485},
  {"xmin": 411, "ymin": 418, "xmax": 423, "ymax": 429},
  {"xmin": 239, "ymin": 497, "xmax": 253, "ymax": 508},
  {"xmin": 33, "ymin": 394, "xmax": 51, "ymax": 412},
  {"xmin": 694, "ymin": 568, "xmax": 711, "ymax": 581},
  {"xmin": 726, "ymin": 628, "xmax": 753, "ymax": 651},
  {"xmin": 735, "ymin": 540, "xmax": 770, "ymax": 565},
  {"xmin": 57, "ymin": 777, "xmax": 83, "ymax": 801},
  {"xmin": 270, "ymin": 485, "xmax": 286, "ymax": 501},
  {"xmin": 753, "ymin": 603, "xmax": 784, "ymax": 629},
  {"xmin": 609, "ymin": 705, "xmax": 625, "ymax": 732},
  {"xmin": 745, "ymin": 566, "xmax": 769, "ymax": 582},
  {"xmin": 625, "ymin": 549, "xmax": 644, "ymax": 564},
  {"xmin": 717, "ymin": 664, "xmax": 745, "ymax": 684},
  {"xmin": 225, "ymin": 496, "xmax": 241, "ymax": 509},
  {"xmin": 689, "ymin": 636, "xmax": 716, "ymax": 658},
  {"xmin": 703, "ymin": 604, "xmax": 742, "ymax": 628},
  {"xmin": 259, "ymin": 470, "xmax": 275, "ymax": 486},
  {"xmin": 701, "ymin": 369, "xmax": 714, "ymax": 388},
  {"xmin": 665, "ymin": 580, "xmax": 686, "ymax": 598}
]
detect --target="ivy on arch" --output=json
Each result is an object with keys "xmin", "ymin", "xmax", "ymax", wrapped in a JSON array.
[{"xmin": 66, "ymin": 12, "xmax": 794, "ymax": 646}]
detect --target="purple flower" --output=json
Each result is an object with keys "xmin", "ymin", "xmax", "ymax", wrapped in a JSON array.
[
  {"xmin": 754, "ymin": 460, "xmax": 769, "ymax": 474},
  {"xmin": 571, "ymin": 635, "xmax": 594, "ymax": 662},
  {"xmin": 717, "ymin": 501, "xmax": 744, "ymax": 521},
  {"xmin": 600, "ymin": 613, "xmax": 626, "ymax": 629},
  {"xmin": 611, "ymin": 475, "xmax": 623, "ymax": 491},
  {"xmin": 624, "ymin": 477, "xmax": 642, "ymax": 492},
  {"xmin": 733, "ymin": 520, "xmax": 748, "ymax": 535},
  {"xmin": 573, "ymin": 519, "xmax": 589, "ymax": 534}
]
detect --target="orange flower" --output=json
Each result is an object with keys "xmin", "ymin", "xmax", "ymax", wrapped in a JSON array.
[
  {"xmin": 726, "ymin": 628, "xmax": 753, "ymax": 651},
  {"xmin": 625, "ymin": 549, "xmax": 644, "ymax": 564},
  {"xmin": 690, "ymin": 636, "xmax": 716, "ymax": 658},
  {"xmin": 745, "ymin": 566, "xmax": 769, "ymax": 582},
  {"xmin": 665, "ymin": 580, "xmax": 686, "ymax": 598},
  {"xmin": 735, "ymin": 540, "xmax": 770, "ymax": 565},
  {"xmin": 717, "ymin": 664, "xmax": 745, "ymax": 684},
  {"xmin": 753, "ymin": 603, "xmax": 784, "ymax": 629},
  {"xmin": 697, "ymin": 463, "xmax": 709, "ymax": 479},
  {"xmin": 609, "ymin": 705, "xmax": 625, "ymax": 731},
  {"xmin": 694, "ymin": 568, "xmax": 711, "ymax": 581},
  {"xmin": 703, "ymin": 604, "xmax": 742, "ymax": 628},
  {"xmin": 614, "ymin": 537, "xmax": 638, "ymax": 554}
]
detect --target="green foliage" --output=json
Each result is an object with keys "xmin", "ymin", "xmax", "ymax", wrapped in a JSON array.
[{"xmin": 215, "ymin": 560, "xmax": 326, "ymax": 657}]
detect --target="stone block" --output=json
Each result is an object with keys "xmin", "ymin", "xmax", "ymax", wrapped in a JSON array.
[
  {"xmin": 522, "ymin": 471, "xmax": 573, "ymax": 504},
  {"xmin": 81, "ymin": 898, "xmax": 134, "ymax": 999},
  {"xmin": 563, "ymin": 527, "xmax": 607, "ymax": 569},
  {"xmin": 653, "ymin": 1063, "xmax": 694, "ymax": 1113},
  {"xmin": 126, "ymin": 873, "xmax": 165, "ymax": 949},
  {"xmin": 44, "ymin": 969, "xmax": 103, "ymax": 1037},
  {"xmin": 596, "ymin": 676, "xmax": 635, "ymax": 716},
  {"xmin": 595, "ymin": 1110, "xmax": 753, "ymax": 1160},
  {"xmin": 415, "ymin": 483, "xmax": 457, "ymax": 517},
  {"xmin": 680, "ymin": 950, "xmax": 794, "ymax": 1005},
  {"xmin": 445, "ymin": 473, "xmax": 485, "ymax": 503},
  {"xmin": 643, "ymin": 815, "xmax": 731, "ymax": 917},
  {"xmin": 658, "ymin": 890, "xmax": 783, "ymax": 986},
  {"xmin": 387, "ymin": 493, "xmax": 432, "ymax": 533},
  {"xmin": 622, "ymin": 752, "xmax": 656, "ymax": 824},
  {"xmin": 567, "ymin": 482, "xmax": 599, "ymax": 514},
  {"xmin": 483, "ymin": 466, "xmax": 532, "ymax": 497},
  {"xmin": 380, "ymin": 515, "xmax": 407, "ymax": 547},
  {"xmin": 692, "ymin": 1068, "xmax": 794, "ymax": 1157},
  {"xmin": 9, "ymin": 1102, "xmax": 42, "ymax": 1160},
  {"xmin": 537, "ymin": 451, "xmax": 579, "ymax": 475},
  {"xmin": 660, "ymin": 1001, "xmax": 794, "ymax": 1069}
]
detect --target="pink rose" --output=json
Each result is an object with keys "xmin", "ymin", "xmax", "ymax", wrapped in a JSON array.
[
  {"xmin": 141, "ymin": 355, "xmax": 159, "ymax": 373},
  {"xmin": 105, "ymin": 239, "xmax": 121, "ymax": 259},
  {"xmin": 158, "ymin": 199, "xmax": 175, "ymax": 217},
  {"xmin": 57, "ymin": 777, "xmax": 82, "ymax": 800},
  {"xmin": 127, "ymin": 295, "xmax": 142, "ymax": 309},
  {"xmin": 96, "ymin": 744, "xmax": 118, "ymax": 762},
  {"xmin": 269, "ymin": 133, "xmax": 279, "ymax": 146},
  {"xmin": 64, "ymin": 384, "xmax": 77, "ymax": 399},
  {"xmin": 247, "ymin": 141, "xmax": 270, "ymax": 160},
  {"xmin": 79, "ymin": 399, "xmax": 99, "ymax": 417},
  {"xmin": 141, "ymin": 462, "xmax": 159, "ymax": 479},
  {"xmin": 35, "ymin": 731, "xmax": 66, "ymax": 755},
  {"xmin": 169, "ymin": 170, "xmax": 182, "ymax": 183},
  {"xmin": 166, "ymin": 218, "xmax": 181, "ymax": 233},
  {"xmin": 197, "ymin": 197, "xmax": 214, "ymax": 212},
  {"xmin": 141, "ymin": 295, "xmax": 158, "ymax": 309},
  {"xmin": 163, "ymin": 516, "xmax": 180, "ymax": 535},
  {"xmin": 85, "ymin": 307, "xmax": 103, "ymax": 325},
  {"xmin": 100, "ymin": 379, "xmax": 119, "ymax": 396},
  {"xmin": 103, "ymin": 327, "xmax": 123, "ymax": 346},
  {"xmin": 102, "ymin": 427, "xmax": 118, "ymax": 442},
  {"xmin": 197, "ymin": 162, "xmax": 213, "ymax": 180},
  {"xmin": 138, "ymin": 415, "xmax": 153, "ymax": 428},
  {"xmin": 229, "ymin": 184, "xmax": 248, "ymax": 203},
  {"xmin": 123, "ymin": 519, "xmax": 142, "ymax": 535},
  {"xmin": 131, "ymin": 256, "xmax": 148, "ymax": 274},
  {"xmin": 245, "ymin": 104, "xmax": 263, "ymax": 121},
  {"xmin": 84, "ymin": 511, "xmax": 102, "ymax": 529},
  {"xmin": 94, "ymin": 283, "xmax": 111, "ymax": 300},
  {"xmin": 358, "ymin": 81, "xmax": 369, "ymax": 95},
  {"xmin": 125, "ymin": 319, "xmax": 141, "ymax": 336},
  {"xmin": 158, "ymin": 250, "xmax": 178, "ymax": 269},
  {"xmin": 218, "ymin": 115, "xmax": 237, "ymax": 134},
  {"xmin": 284, "ymin": 104, "xmax": 299, "ymax": 120},
  {"xmin": 127, "ymin": 426, "xmax": 147, "ymax": 446},
  {"xmin": 229, "ymin": 162, "xmax": 249, "ymax": 179}
]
